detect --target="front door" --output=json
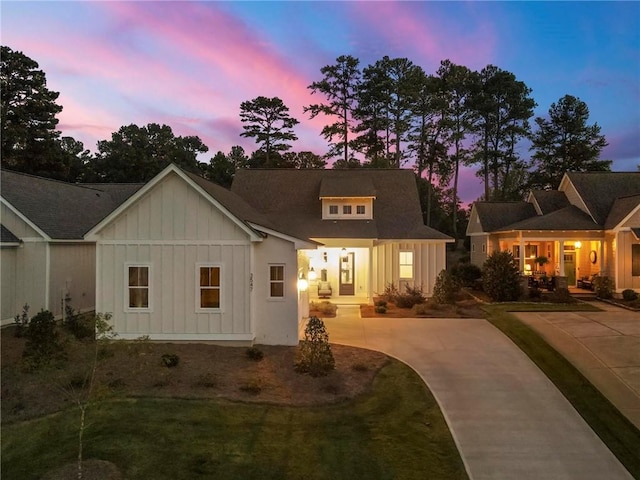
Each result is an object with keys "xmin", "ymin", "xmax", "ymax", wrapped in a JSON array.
[
  {"xmin": 564, "ymin": 252, "xmax": 576, "ymax": 286},
  {"xmin": 339, "ymin": 252, "xmax": 355, "ymax": 296}
]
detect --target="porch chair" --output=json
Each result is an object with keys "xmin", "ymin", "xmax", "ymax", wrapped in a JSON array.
[{"xmin": 317, "ymin": 281, "xmax": 332, "ymax": 298}]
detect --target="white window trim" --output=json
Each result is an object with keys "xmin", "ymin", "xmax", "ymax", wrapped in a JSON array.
[
  {"xmin": 268, "ymin": 263, "xmax": 286, "ymax": 301},
  {"xmin": 356, "ymin": 205, "xmax": 366, "ymax": 215},
  {"xmin": 124, "ymin": 263, "xmax": 152, "ymax": 313},
  {"xmin": 196, "ymin": 263, "xmax": 223, "ymax": 313},
  {"xmin": 399, "ymin": 251, "xmax": 414, "ymax": 280},
  {"xmin": 329, "ymin": 205, "xmax": 339, "ymax": 215},
  {"xmin": 343, "ymin": 205, "xmax": 352, "ymax": 215}
]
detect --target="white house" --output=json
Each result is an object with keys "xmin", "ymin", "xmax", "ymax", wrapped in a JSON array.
[
  {"xmin": 3, "ymin": 165, "xmax": 452, "ymax": 345},
  {"xmin": 0, "ymin": 170, "xmax": 141, "ymax": 324}
]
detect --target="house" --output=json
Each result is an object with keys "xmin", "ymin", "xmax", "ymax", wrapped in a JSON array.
[
  {"xmin": 467, "ymin": 172, "xmax": 640, "ymax": 294},
  {"xmin": 0, "ymin": 170, "xmax": 141, "ymax": 324},
  {"xmin": 3, "ymin": 165, "xmax": 452, "ymax": 345}
]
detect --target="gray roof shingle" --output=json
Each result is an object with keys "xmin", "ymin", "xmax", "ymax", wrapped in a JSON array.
[
  {"xmin": 1, "ymin": 170, "xmax": 142, "ymax": 239},
  {"xmin": 496, "ymin": 205, "xmax": 600, "ymax": 231},
  {"xmin": 565, "ymin": 172, "xmax": 640, "ymax": 225},
  {"xmin": 529, "ymin": 190, "xmax": 570, "ymax": 214},
  {"xmin": 473, "ymin": 202, "xmax": 537, "ymax": 232},
  {"xmin": 1, "ymin": 224, "xmax": 20, "ymax": 243},
  {"xmin": 231, "ymin": 169, "xmax": 451, "ymax": 240},
  {"xmin": 605, "ymin": 194, "xmax": 640, "ymax": 229}
]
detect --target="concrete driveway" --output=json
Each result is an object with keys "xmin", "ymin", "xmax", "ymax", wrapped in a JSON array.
[{"xmin": 323, "ymin": 305, "xmax": 634, "ymax": 480}]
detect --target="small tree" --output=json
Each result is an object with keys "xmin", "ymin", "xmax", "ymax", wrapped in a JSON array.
[
  {"xmin": 482, "ymin": 251, "xmax": 522, "ymax": 301},
  {"xmin": 22, "ymin": 309, "xmax": 65, "ymax": 369},
  {"xmin": 432, "ymin": 270, "xmax": 459, "ymax": 304},
  {"xmin": 295, "ymin": 316, "xmax": 335, "ymax": 377}
]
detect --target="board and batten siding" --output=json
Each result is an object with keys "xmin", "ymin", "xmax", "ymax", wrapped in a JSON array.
[
  {"xmin": 615, "ymin": 231, "xmax": 640, "ymax": 291},
  {"xmin": 49, "ymin": 243, "xmax": 96, "ymax": 317},
  {"xmin": 372, "ymin": 241, "xmax": 445, "ymax": 296},
  {"xmin": 0, "ymin": 203, "xmax": 48, "ymax": 324},
  {"xmin": 94, "ymin": 173, "xmax": 254, "ymax": 341}
]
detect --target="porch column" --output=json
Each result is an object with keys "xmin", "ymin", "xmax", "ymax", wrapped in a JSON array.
[
  {"xmin": 519, "ymin": 235, "xmax": 525, "ymax": 273},
  {"xmin": 559, "ymin": 240, "xmax": 565, "ymax": 276}
]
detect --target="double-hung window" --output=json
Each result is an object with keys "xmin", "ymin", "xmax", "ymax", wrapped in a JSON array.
[
  {"xmin": 356, "ymin": 205, "xmax": 366, "ymax": 215},
  {"xmin": 343, "ymin": 205, "xmax": 352, "ymax": 215},
  {"xmin": 329, "ymin": 205, "xmax": 338, "ymax": 215},
  {"xmin": 269, "ymin": 264, "xmax": 285, "ymax": 299},
  {"xmin": 127, "ymin": 265, "xmax": 150, "ymax": 310},
  {"xmin": 399, "ymin": 251, "xmax": 414, "ymax": 279},
  {"xmin": 198, "ymin": 265, "xmax": 221, "ymax": 310}
]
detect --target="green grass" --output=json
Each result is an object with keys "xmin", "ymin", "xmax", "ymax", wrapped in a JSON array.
[
  {"xmin": 484, "ymin": 304, "xmax": 640, "ymax": 479},
  {"xmin": 1, "ymin": 360, "xmax": 468, "ymax": 480}
]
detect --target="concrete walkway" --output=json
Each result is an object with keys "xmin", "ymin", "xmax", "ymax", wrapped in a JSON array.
[
  {"xmin": 323, "ymin": 305, "xmax": 634, "ymax": 480},
  {"xmin": 514, "ymin": 302, "xmax": 640, "ymax": 429}
]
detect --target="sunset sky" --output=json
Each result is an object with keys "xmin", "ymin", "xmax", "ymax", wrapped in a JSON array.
[{"xmin": 2, "ymin": 1, "xmax": 639, "ymax": 202}]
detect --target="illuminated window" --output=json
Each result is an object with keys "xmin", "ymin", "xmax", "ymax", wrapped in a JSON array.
[
  {"xmin": 343, "ymin": 205, "xmax": 352, "ymax": 214},
  {"xmin": 199, "ymin": 265, "xmax": 221, "ymax": 309},
  {"xmin": 633, "ymin": 245, "xmax": 640, "ymax": 276},
  {"xmin": 399, "ymin": 251, "xmax": 414, "ymax": 279},
  {"xmin": 329, "ymin": 205, "xmax": 338, "ymax": 215},
  {"xmin": 356, "ymin": 205, "xmax": 365, "ymax": 215}
]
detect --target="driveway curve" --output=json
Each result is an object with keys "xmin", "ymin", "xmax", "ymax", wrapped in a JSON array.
[{"xmin": 323, "ymin": 306, "xmax": 633, "ymax": 480}]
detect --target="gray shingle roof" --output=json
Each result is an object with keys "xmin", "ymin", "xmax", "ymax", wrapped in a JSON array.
[
  {"xmin": 565, "ymin": 172, "xmax": 640, "ymax": 225},
  {"xmin": 605, "ymin": 194, "xmax": 640, "ymax": 229},
  {"xmin": 529, "ymin": 190, "xmax": 570, "ymax": 214},
  {"xmin": 319, "ymin": 175, "xmax": 376, "ymax": 198},
  {"xmin": 231, "ymin": 169, "xmax": 451, "ymax": 240},
  {"xmin": 496, "ymin": 205, "xmax": 599, "ymax": 231},
  {"xmin": 1, "ymin": 170, "xmax": 142, "ymax": 239},
  {"xmin": 473, "ymin": 202, "xmax": 537, "ymax": 232},
  {"xmin": 1, "ymin": 224, "xmax": 20, "ymax": 243}
]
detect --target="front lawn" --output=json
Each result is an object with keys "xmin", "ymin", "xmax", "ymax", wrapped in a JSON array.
[
  {"xmin": 484, "ymin": 304, "xmax": 640, "ymax": 478},
  {"xmin": 1, "ymin": 360, "xmax": 468, "ymax": 480}
]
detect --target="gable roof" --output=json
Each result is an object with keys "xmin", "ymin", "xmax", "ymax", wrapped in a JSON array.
[
  {"xmin": 528, "ymin": 190, "xmax": 570, "ymax": 215},
  {"xmin": 231, "ymin": 169, "xmax": 451, "ymax": 241},
  {"xmin": 471, "ymin": 202, "xmax": 537, "ymax": 233},
  {"xmin": 1, "ymin": 170, "xmax": 142, "ymax": 240},
  {"xmin": 605, "ymin": 194, "xmax": 640, "ymax": 229},
  {"xmin": 563, "ymin": 172, "xmax": 640, "ymax": 225},
  {"xmin": 495, "ymin": 205, "xmax": 599, "ymax": 232}
]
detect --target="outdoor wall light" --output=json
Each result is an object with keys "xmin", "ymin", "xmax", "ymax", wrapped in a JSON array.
[
  {"xmin": 297, "ymin": 273, "xmax": 308, "ymax": 292},
  {"xmin": 308, "ymin": 267, "xmax": 317, "ymax": 281},
  {"xmin": 575, "ymin": 241, "xmax": 582, "ymax": 249}
]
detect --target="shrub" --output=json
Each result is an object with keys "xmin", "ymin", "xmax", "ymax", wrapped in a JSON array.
[
  {"xmin": 295, "ymin": 316, "xmax": 335, "ymax": 377},
  {"xmin": 432, "ymin": 270, "xmax": 458, "ymax": 305},
  {"xmin": 161, "ymin": 353, "xmax": 180, "ymax": 368},
  {"xmin": 395, "ymin": 284, "xmax": 427, "ymax": 308},
  {"xmin": 245, "ymin": 346, "xmax": 264, "ymax": 361},
  {"xmin": 548, "ymin": 287, "xmax": 576, "ymax": 304},
  {"xmin": 594, "ymin": 276, "xmax": 614, "ymax": 299},
  {"xmin": 379, "ymin": 283, "xmax": 400, "ymax": 304},
  {"xmin": 622, "ymin": 289, "xmax": 638, "ymax": 301},
  {"xmin": 22, "ymin": 309, "xmax": 66, "ymax": 369},
  {"xmin": 374, "ymin": 305, "xmax": 387, "ymax": 314},
  {"xmin": 411, "ymin": 302, "xmax": 437, "ymax": 315},
  {"xmin": 529, "ymin": 286, "xmax": 542, "ymax": 300},
  {"xmin": 13, "ymin": 304, "xmax": 30, "ymax": 338},
  {"xmin": 451, "ymin": 262, "xmax": 482, "ymax": 288},
  {"xmin": 482, "ymin": 251, "xmax": 522, "ymax": 302},
  {"xmin": 63, "ymin": 297, "xmax": 94, "ymax": 340},
  {"xmin": 374, "ymin": 300, "xmax": 387, "ymax": 307}
]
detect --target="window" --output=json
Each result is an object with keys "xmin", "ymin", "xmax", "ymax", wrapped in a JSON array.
[
  {"xmin": 329, "ymin": 205, "xmax": 338, "ymax": 215},
  {"xmin": 356, "ymin": 205, "xmax": 365, "ymax": 215},
  {"xmin": 399, "ymin": 251, "xmax": 413, "ymax": 279},
  {"xmin": 127, "ymin": 265, "xmax": 150, "ymax": 309},
  {"xmin": 633, "ymin": 245, "xmax": 640, "ymax": 276},
  {"xmin": 199, "ymin": 265, "xmax": 221, "ymax": 309},
  {"xmin": 269, "ymin": 264, "xmax": 285, "ymax": 298},
  {"xmin": 343, "ymin": 205, "xmax": 352, "ymax": 214}
]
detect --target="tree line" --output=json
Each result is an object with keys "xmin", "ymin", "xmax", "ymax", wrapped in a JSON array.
[{"xmin": 1, "ymin": 46, "xmax": 610, "ymax": 239}]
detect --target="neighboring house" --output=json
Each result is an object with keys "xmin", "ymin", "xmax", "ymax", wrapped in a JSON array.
[
  {"xmin": 3, "ymin": 164, "xmax": 452, "ymax": 345},
  {"xmin": 0, "ymin": 170, "xmax": 141, "ymax": 324},
  {"xmin": 467, "ymin": 172, "xmax": 640, "ymax": 293}
]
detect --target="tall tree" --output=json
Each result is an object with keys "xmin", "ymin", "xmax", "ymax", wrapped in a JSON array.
[
  {"xmin": 437, "ymin": 60, "xmax": 475, "ymax": 238},
  {"xmin": 90, "ymin": 123, "xmax": 208, "ymax": 182},
  {"xmin": 1, "ymin": 45, "xmax": 65, "ymax": 177},
  {"xmin": 239, "ymin": 96, "xmax": 299, "ymax": 166},
  {"xmin": 305, "ymin": 55, "xmax": 361, "ymax": 165},
  {"xmin": 281, "ymin": 151, "xmax": 328, "ymax": 169},
  {"xmin": 408, "ymin": 71, "xmax": 450, "ymax": 227},
  {"xmin": 469, "ymin": 65, "xmax": 535, "ymax": 200},
  {"xmin": 529, "ymin": 94, "xmax": 610, "ymax": 189}
]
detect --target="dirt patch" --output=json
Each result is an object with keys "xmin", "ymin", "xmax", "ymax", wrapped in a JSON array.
[
  {"xmin": 1, "ymin": 329, "xmax": 388, "ymax": 424},
  {"xmin": 42, "ymin": 459, "xmax": 122, "ymax": 480}
]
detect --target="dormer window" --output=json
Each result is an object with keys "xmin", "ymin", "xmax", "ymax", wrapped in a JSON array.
[
  {"xmin": 357, "ymin": 205, "xmax": 365, "ymax": 215},
  {"xmin": 329, "ymin": 205, "xmax": 338, "ymax": 215},
  {"xmin": 343, "ymin": 205, "xmax": 352, "ymax": 215}
]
